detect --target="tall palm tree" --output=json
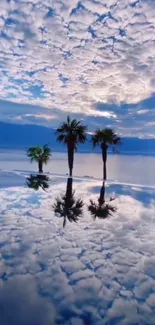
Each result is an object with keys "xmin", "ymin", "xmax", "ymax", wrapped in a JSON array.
[
  {"xmin": 92, "ymin": 128, "xmax": 120, "ymax": 180},
  {"xmin": 26, "ymin": 174, "xmax": 50, "ymax": 191},
  {"xmin": 27, "ymin": 145, "xmax": 51, "ymax": 173},
  {"xmin": 55, "ymin": 116, "xmax": 87, "ymax": 177},
  {"xmin": 88, "ymin": 181, "xmax": 116, "ymax": 220},
  {"xmin": 53, "ymin": 178, "xmax": 84, "ymax": 228}
]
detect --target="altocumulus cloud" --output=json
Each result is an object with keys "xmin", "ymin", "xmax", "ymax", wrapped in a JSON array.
[
  {"xmin": 0, "ymin": 0, "xmax": 155, "ymax": 136},
  {"xmin": 0, "ymin": 176, "xmax": 155, "ymax": 324}
]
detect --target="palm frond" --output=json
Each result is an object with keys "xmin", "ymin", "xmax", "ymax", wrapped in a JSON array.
[
  {"xmin": 26, "ymin": 175, "xmax": 49, "ymax": 191},
  {"xmin": 55, "ymin": 116, "xmax": 87, "ymax": 148},
  {"xmin": 56, "ymin": 133, "xmax": 67, "ymax": 144},
  {"xmin": 88, "ymin": 199, "xmax": 116, "ymax": 219},
  {"xmin": 27, "ymin": 147, "xmax": 42, "ymax": 162},
  {"xmin": 27, "ymin": 145, "xmax": 51, "ymax": 164},
  {"xmin": 52, "ymin": 179, "xmax": 84, "ymax": 227},
  {"xmin": 67, "ymin": 115, "xmax": 70, "ymax": 124},
  {"xmin": 92, "ymin": 129, "xmax": 101, "ymax": 148},
  {"xmin": 92, "ymin": 128, "xmax": 121, "ymax": 147}
]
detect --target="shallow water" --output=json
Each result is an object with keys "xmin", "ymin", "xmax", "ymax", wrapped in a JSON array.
[
  {"xmin": 0, "ymin": 149, "xmax": 155, "ymax": 186},
  {"xmin": 0, "ymin": 171, "xmax": 155, "ymax": 324}
]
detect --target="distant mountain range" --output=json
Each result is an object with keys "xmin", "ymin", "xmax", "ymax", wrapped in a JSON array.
[{"xmin": 0, "ymin": 121, "xmax": 155, "ymax": 155}]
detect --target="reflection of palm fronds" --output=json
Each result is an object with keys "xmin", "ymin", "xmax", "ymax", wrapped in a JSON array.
[
  {"xmin": 88, "ymin": 199, "xmax": 117, "ymax": 220},
  {"xmin": 26, "ymin": 175, "xmax": 49, "ymax": 191},
  {"xmin": 53, "ymin": 191, "xmax": 84, "ymax": 228}
]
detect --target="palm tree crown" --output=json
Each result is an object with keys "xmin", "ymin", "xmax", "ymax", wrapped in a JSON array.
[
  {"xmin": 55, "ymin": 116, "xmax": 87, "ymax": 176},
  {"xmin": 27, "ymin": 145, "xmax": 51, "ymax": 163},
  {"xmin": 27, "ymin": 145, "xmax": 51, "ymax": 173},
  {"xmin": 92, "ymin": 128, "xmax": 120, "ymax": 180},
  {"xmin": 56, "ymin": 116, "xmax": 87, "ymax": 148},
  {"xmin": 92, "ymin": 128, "xmax": 120, "ymax": 148}
]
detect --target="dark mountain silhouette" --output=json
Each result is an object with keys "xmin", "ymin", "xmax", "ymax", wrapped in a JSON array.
[{"xmin": 0, "ymin": 121, "xmax": 155, "ymax": 154}]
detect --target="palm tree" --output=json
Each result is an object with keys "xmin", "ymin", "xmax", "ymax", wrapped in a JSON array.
[
  {"xmin": 55, "ymin": 116, "xmax": 87, "ymax": 177},
  {"xmin": 26, "ymin": 174, "xmax": 50, "ymax": 191},
  {"xmin": 88, "ymin": 182, "xmax": 117, "ymax": 220},
  {"xmin": 53, "ymin": 178, "xmax": 84, "ymax": 227},
  {"xmin": 27, "ymin": 145, "xmax": 51, "ymax": 173},
  {"xmin": 92, "ymin": 128, "xmax": 120, "ymax": 181}
]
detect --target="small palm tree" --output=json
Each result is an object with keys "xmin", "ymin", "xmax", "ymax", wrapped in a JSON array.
[
  {"xmin": 92, "ymin": 128, "xmax": 120, "ymax": 180},
  {"xmin": 27, "ymin": 145, "xmax": 51, "ymax": 173},
  {"xmin": 26, "ymin": 174, "xmax": 50, "ymax": 191},
  {"xmin": 88, "ymin": 182, "xmax": 117, "ymax": 220},
  {"xmin": 55, "ymin": 116, "xmax": 87, "ymax": 177},
  {"xmin": 53, "ymin": 178, "xmax": 84, "ymax": 228}
]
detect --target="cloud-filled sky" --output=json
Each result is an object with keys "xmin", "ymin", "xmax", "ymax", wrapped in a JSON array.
[
  {"xmin": 0, "ymin": 0, "xmax": 155, "ymax": 137},
  {"xmin": 0, "ymin": 174, "xmax": 155, "ymax": 324}
]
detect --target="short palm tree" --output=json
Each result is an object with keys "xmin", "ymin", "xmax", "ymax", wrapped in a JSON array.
[
  {"xmin": 26, "ymin": 174, "xmax": 50, "ymax": 191},
  {"xmin": 55, "ymin": 116, "xmax": 87, "ymax": 177},
  {"xmin": 88, "ymin": 182, "xmax": 117, "ymax": 220},
  {"xmin": 27, "ymin": 145, "xmax": 51, "ymax": 173},
  {"xmin": 53, "ymin": 178, "xmax": 84, "ymax": 228},
  {"xmin": 92, "ymin": 128, "xmax": 120, "ymax": 180}
]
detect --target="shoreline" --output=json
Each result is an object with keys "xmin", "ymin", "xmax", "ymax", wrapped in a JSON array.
[
  {"xmin": 0, "ymin": 147, "xmax": 155, "ymax": 157},
  {"xmin": 1, "ymin": 169, "xmax": 155, "ymax": 189}
]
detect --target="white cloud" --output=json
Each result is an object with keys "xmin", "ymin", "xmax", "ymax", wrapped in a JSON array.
[
  {"xmin": 24, "ymin": 113, "xmax": 56, "ymax": 120},
  {"xmin": 0, "ymin": 0, "xmax": 154, "ymax": 132},
  {"xmin": 0, "ymin": 176, "xmax": 155, "ymax": 323},
  {"xmin": 146, "ymin": 121, "xmax": 155, "ymax": 126},
  {"xmin": 137, "ymin": 109, "xmax": 150, "ymax": 115}
]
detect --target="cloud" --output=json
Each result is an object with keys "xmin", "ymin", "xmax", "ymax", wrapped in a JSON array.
[
  {"xmin": 0, "ymin": 176, "xmax": 155, "ymax": 323},
  {"xmin": 137, "ymin": 110, "xmax": 150, "ymax": 115},
  {"xmin": 0, "ymin": 0, "xmax": 155, "ymax": 135},
  {"xmin": 15, "ymin": 113, "xmax": 57, "ymax": 124},
  {"xmin": 0, "ymin": 275, "xmax": 56, "ymax": 325}
]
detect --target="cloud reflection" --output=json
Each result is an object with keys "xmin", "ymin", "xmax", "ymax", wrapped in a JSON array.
[
  {"xmin": 0, "ymin": 275, "xmax": 55, "ymax": 325},
  {"xmin": 0, "ymin": 175, "xmax": 155, "ymax": 324}
]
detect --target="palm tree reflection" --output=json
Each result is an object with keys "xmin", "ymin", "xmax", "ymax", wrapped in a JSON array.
[
  {"xmin": 26, "ymin": 174, "xmax": 50, "ymax": 191},
  {"xmin": 88, "ymin": 182, "xmax": 117, "ymax": 219},
  {"xmin": 53, "ymin": 178, "xmax": 84, "ymax": 227}
]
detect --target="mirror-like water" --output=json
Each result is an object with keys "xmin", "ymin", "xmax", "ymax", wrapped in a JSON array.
[
  {"xmin": 0, "ymin": 172, "xmax": 155, "ymax": 324},
  {"xmin": 1, "ymin": 149, "xmax": 155, "ymax": 186}
]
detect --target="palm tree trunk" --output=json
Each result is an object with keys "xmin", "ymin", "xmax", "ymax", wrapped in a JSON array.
[
  {"xmin": 67, "ymin": 144, "xmax": 74, "ymax": 177},
  {"xmin": 66, "ymin": 177, "xmax": 73, "ymax": 198},
  {"xmin": 38, "ymin": 160, "xmax": 43, "ymax": 173},
  {"xmin": 101, "ymin": 143, "xmax": 108, "ymax": 181},
  {"xmin": 63, "ymin": 178, "xmax": 73, "ymax": 228},
  {"xmin": 99, "ymin": 181, "xmax": 105, "ymax": 206},
  {"xmin": 63, "ymin": 216, "xmax": 67, "ymax": 228}
]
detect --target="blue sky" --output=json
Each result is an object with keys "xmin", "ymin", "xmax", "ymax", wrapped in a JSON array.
[{"xmin": 0, "ymin": 0, "xmax": 155, "ymax": 138}]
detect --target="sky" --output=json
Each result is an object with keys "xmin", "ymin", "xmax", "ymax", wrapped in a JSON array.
[{"xmin": 0, "ymin": 0, "xmax": 155, "ymax": 138}]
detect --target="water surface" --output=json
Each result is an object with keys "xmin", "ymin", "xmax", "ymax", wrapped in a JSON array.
[
  {"xmin": 0, "ymin": 149, "xmax": 155, "ymax": 186},
  {"xmin": 0, "ymin": 172, "xmax": 155, "ymax": 324}
]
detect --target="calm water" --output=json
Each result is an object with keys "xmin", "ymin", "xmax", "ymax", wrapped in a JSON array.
[
  {"xmin": 0, "ymin": 173, "xmax": 155, "ymax": 324},
  {"xmin": 0, "ymin": 149, "xmax": 155, "ymax": 186},
  {"xmin": 0, "ymin": 150, "xmax": 155, "ymax": 324}
]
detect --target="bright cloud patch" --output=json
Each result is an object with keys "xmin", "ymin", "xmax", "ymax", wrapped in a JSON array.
[{"xmin": 0, "ymin": 0, "xmax": 155, "ymax": 135}]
